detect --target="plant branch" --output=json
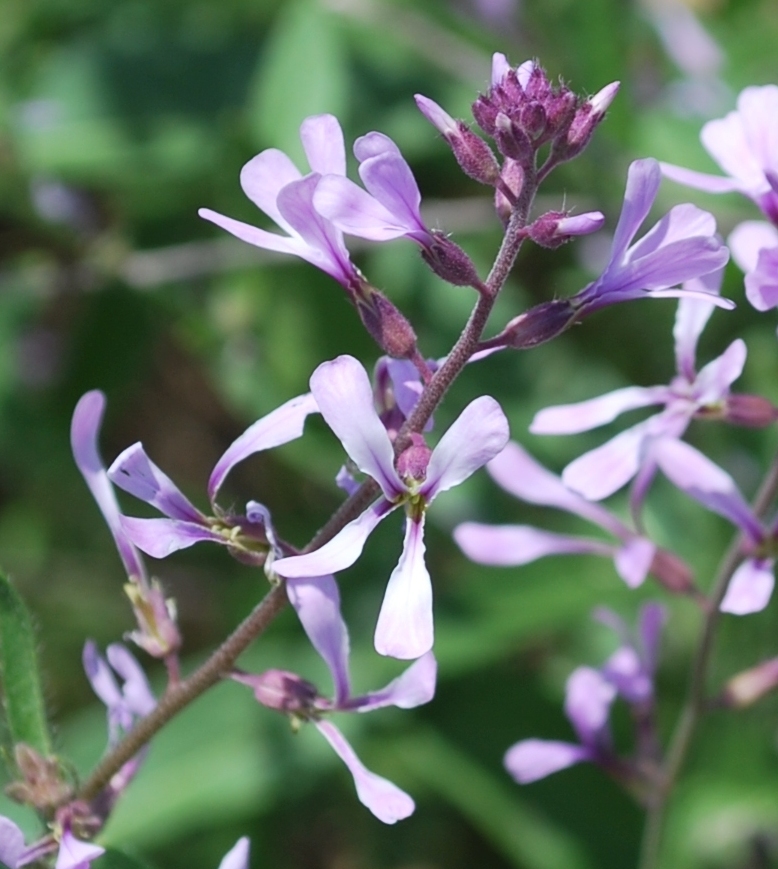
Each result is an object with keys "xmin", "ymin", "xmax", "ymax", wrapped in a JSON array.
[{"xmin": 637, "ymin": 449, "xmax": 778, "ymax": 869}]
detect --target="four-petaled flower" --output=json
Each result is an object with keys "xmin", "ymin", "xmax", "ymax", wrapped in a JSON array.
[
  {"xmin": 571, "ymin": 159, "xmax": 731, "ymax": 317},
  {"xmin": 199, "ymin": 114, "xmax": 362, "ymax": 291},
  {"xmin": 273, "ymin": 355, "xmax": 510, "ymax": 659},
  {"xmin": 71, "ymin": 391, "xmax": 180, "ymax": 657},
  {"xmin": 232, "ymin": 572, "xmax": 436, "ymax": 823},
  {"xmin": 505, "ymin": 602, "xmax": 664, "ymax": 784},
  {"xmin": 106, "ymin": 393, "xmax": 317, "ymax": 561},
  {"xmin": 454, "ymin": 441, "xmax": 658, "ymax": 589},
  {"xmin": 652, "ymin": 437, "xmax": 777, "ymax": 614},
  {"xmin": 661, "ymin": 85, "xmax": 778, "ymax": 311},
  {"xmin": 531, "ymin": 278, "xmax": 762, "ymax": 503}
]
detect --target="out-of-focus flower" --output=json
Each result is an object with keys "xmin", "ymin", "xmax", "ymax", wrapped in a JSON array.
[
  {"xmin": 531, "ymin": 273, "xmax": 771, "ymax": 503},
  {"xmin": 652, "ymin": 438, "xmax": 776, "ymax": 614},
  {"xmin": 661, "ymin": 86, "xmax": 778, "ymax": 224},
  {"xmin": 71, "ymin": 391, "xmax": 180, "ymax": 658},
  {"xmin": 0, "ymin": 817, "xmax": 53, "ymax": 868},
  {"xmin": 54, "ymin": 829, "xmax": 105, "ymax": 869},
  {"xmin": 274, "ymin": 355, "xmax": 509, "ymax": 659},
  {"xmin": 505, "ymin": 667, "xmax": 617, "ymax": 783},
  {"xmin": 594, "ymin": 603, "xmax": 665, "ymax": 705},
  {"xmin": 0, "ymin": 818, "xmax": 104, "ymax": 869},
  {"xmin": 728, "ymin": 221, "xmax": 778, "ymax": 312},
  {"xmin": 83, "ymin": 642, "xmax": 156, "ymax": 748},
  {"xmin": 661, "ymin": 86, "xmax": 778, "ymax": 310},
  {"xmin": 107, "ymin": 393, "xmax": 317, "ymax": 563},
  {"xmin": 232, "ymin": 572, "xmax": 436, "ymax": 823},
  {"xmin": 454, "ymin": 441, "xmax": 659, "ymax": 589},
  {"xmin": 199, "ymin": 115, "xmax": 362, "ymax": 291},
  {"xmin": 505, "ymin": 603, "xmax": 664, "ymax": 784}
]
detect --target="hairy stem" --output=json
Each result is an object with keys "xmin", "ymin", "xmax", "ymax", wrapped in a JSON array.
[
  {"xmin": 637, "ymin": 451, "xmax": 778, "ymax": 869},
  {"xmin": 79, "ymin": 583, "xmax": 288, "ymax": 802}
]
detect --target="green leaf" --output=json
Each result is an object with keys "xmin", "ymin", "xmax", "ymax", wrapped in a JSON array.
[
  {"xmin": 247, "ymin": 0, "xmax": 348, "ymax": 162},
  {"xmin": 387, "ymin": 728, "xmax": 593, "ymax": 869},
  {"xmin": 0, "ymin": 572, "xmax": 52, "ymax": 757}
]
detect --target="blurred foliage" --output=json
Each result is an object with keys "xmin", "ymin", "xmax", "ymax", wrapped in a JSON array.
[{"xmin": 1, "ymin": 0, "xmax": 778, "ymax": 868}]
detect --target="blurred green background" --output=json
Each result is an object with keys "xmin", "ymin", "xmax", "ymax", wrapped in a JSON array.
[{"xmin": 1, "ymin": 0, "xmax": 778, "ymax": 867}]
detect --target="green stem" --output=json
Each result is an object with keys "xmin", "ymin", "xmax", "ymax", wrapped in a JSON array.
[{"xmin": 637, "ymin": 450, "xmax": 778, "ymax": 869}]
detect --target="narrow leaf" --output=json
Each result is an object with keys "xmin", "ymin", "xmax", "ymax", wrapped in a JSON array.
[{"xmin": 0, "ymin": 572, "xmax": 52, "ymax": 756}]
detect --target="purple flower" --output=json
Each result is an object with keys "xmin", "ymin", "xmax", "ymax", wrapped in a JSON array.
[
  {"xmin": 0, "ymin": 818, "xmax": 54, "ymax": 868},
  {"xmin": 54, "ymin": 830, "xmax": 105, "ymax": 869},
  {"xmin": 505, "ymin": 603, "xmax": 664, "ymax": 784},
  {"xmin": 532, "ymin": 273, "xmax": 747, "ymax": 502},
  {"xmin": 313, "ymin": 132, "xmax": 433, "ymax": 247},
  {"xmin": 595, "ymin": 603, "xmax": 665, "ymax": 705},
  {"xmin": 273, "ymin": 355, "xmax": 510, "ymax": 659},
  {"xmin": 572, "ymin": 159, "xmax": 731, "ymax": 316},
  {"xmin": 652, "ymin": 438, "xmax": 776, "ymax": 614},
  {"xmin": 661, "ymin": 86, "xmax": 778, "ymax": 311},
  {"xmin": 505, "ymin": 667, "xmax": 617, "ymax": 783},
  {"xmin": 660, "ymin": 85, "xmax": 778, "ymax": 224},
  {"xmin": 106, "ymin": 392, "xmax": 317, "ymax": 562},
  {"xmin": 199, "ymin": 115, "xmax": 361, "ymax": 290},
  {"xmin": 71, "ymin": 391, "xmax": 180, "ymax": 657},
  {"xmin": 728, "ymin": 220, "xmax": 778, "ymax": 312},
  {"xmin": 83, "ymin": 642, "xmax": 156, "ymax": 747},
  {"xmin": 232, "ymin": 573, "xmax": 436, "ymax": 823},
  {"xmin": 312, "ymin": 133, "xmax": 480, "ymax": 287},
  {"xmin": 454, "ymin": 441, "xmax": 657, "ymax": 589}
]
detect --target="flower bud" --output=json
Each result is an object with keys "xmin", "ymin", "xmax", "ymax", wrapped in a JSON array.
[
  {"xmin": 396, "ymin": 433, "xmax": 432, "ymax": 484},
  {"xmin": 519, "ymin": 101, "xmax": 547, "ymax": 139},
  {"xmin": 527, "ymin": 210, "xmax": 605, "ymax": 248},
  {"xmin": 420, "ymin": 231, "xmax": 482, "ymax": 287},
  {"xmin": 494, "ymin": 113, "xmax": 534, "ymax": 164},
  {"xmin": 5, "ymin": 744, "xmax": 72, "ymax": 811},
  {"xmin": 720, "ymin": 657, "xmax": 778, "ymax": 708},
  {"xmin": 724, "ymin": 394, "xmax": 778, "ymax": 427},
  {"xmin": 495, "ymin": 299, "xmax": 576, "ymax": 349},
  {"xmin": 125, "ymin": 579, "xmax": 181, "ymax": 658},
  {"xmin": 415, "ymin": 95, "xmax": 500, "ymax": 186},
  {"xmin": 551, "ymin": 82, "xmax": 620, "ymax": 164},
  {"xmin": 649, "ymin": 548, "xmax": 697, "ymax": 595},
  {"xmin": 232, "ymin": 669, "xmax": 319, "ymax": 715},
  {"xmin": 356, "ymin": 287, "xmax": 418, "ymax": 359}
]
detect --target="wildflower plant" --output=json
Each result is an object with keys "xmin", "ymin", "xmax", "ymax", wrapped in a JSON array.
[{"xmin": 2, "ymin": 40, "xmax": 778, "ymax": 869}]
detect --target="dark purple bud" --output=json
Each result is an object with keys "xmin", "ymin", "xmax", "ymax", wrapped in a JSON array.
[
  {"xmin": 472, "ymin": 95, "xmax": 498, "ymax": 135},
  {"xmin": 720, "ymin": 657, "xmax": 778, "ymax": 708},
  {"xmin": 396, "ymin": 433, "xmax": 432, "ymax": 484},
  {"xmin": 233, "ymin": 669, "xmax": 319, "ymax": 715},
  {"xmin": 494, "ymin": 114, "xmax": 534, "ymax": 164},
  {"xmin": 356, "ymin": 288, "xmax": 418, "ymax": 359},
  {"xmin": 649, "ymin": 548, "xmax": 696, "ymax": 595},
  {"xmin": 519, "ymin": 101, "xmax": 547, "ymax": 139},
  {"xmin": 523, "ymin": 65, "xmax": 552, "ymax": 101},
  {"xmin": 527, "ymin": 210, "xmax": 605, "ymax": 248},
  {"xmin": 415, "ymin": 95, "xmax": 500, "ymax": 186},
  {"xmin": 544, "ymin": 91, "xmax": 578, "ymax": 138},
  {"xmin": 496, "ymin": 299, "xmax": 576, "ymax": 349},
  {"xmin": 551, "ymin": 82, "xmax": 619, "ymax": 163},
  {"xmin": 421, "ymin": 231, "xmax": 482, "ymax": 287},
  {"xmin": 723, "ymin": 394, "xmax": 778, "ymax": 427}
]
